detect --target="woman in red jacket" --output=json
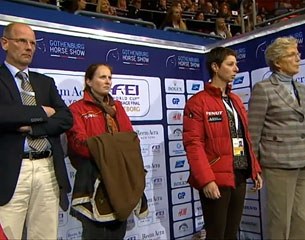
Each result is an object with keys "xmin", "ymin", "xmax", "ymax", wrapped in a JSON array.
[
  {"xmin": 183, "ymin": 47, "xmax": 262, "ymax": 240},
  {"xmin": 66, "ymin": 63, "xmax": 134, "ymax": 239}
]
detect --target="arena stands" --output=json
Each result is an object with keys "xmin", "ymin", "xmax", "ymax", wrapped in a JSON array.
[{"xmin": 9, "ymin": 0, "xmax": 305, "ymax": 38}]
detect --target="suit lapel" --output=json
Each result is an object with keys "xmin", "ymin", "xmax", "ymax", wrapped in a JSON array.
[
  {"xmin": 294, "ymin": 81, "xmax": 305, "ymax": 113},
  {"xmin": 271, "ymin": 75, "xmax": 303, "ymax": 114},
  {"xmin": 0, "ymin": 64, "xmax": 23, "ymax": 103}
]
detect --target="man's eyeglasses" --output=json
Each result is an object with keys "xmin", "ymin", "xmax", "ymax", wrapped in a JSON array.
[{"xmin": 3, "ymin": 37, "xmax": 36, "ymax": 48}]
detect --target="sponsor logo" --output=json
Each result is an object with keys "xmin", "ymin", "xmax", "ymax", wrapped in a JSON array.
[
  {"xmin": 169, "ymin": 141, "xmax": 185, "ymax": 156},
  {"xmin": 194, "ymin": 201, "xmax": 203, "ymax": 216},
  {"xmin": 172, "ymin": 187, "xmax": 192, "ymax": 205},
  {"xmin": 112, "ymin": 84, "xmax": 139, "ymax": 95},
  {"xmin": 58, "ymin": 210, "xmax": 68, "ymax": 226},
  {"xmin": 233, "ymin": 76, "xmax": 244, "ymax": 85},
  {"xmin": 170, "ymin": 156, "xmax": 189, "ymax": 172},
  {"xmin": 126, "ymin": 217, "xmax": 135, "ymax": 230},
  {"xmin": 206, "ymin": 111, "xmax": 222, "ymax": 116},
  {"xmin": 122, "ymin": 49, "xmax": 149, "ymax": 65},
  {"xmin": 166, "ymin": 55, "xmax": 177, "ymax": 68},
  {"xmin": 57, "ymin": 79, "xmax": 84, "ymax": 106},
  {"xmin": 150, "ymin": 144, "xmax": 162, "ymax": 155},
  {"xmin": 136, "ymin": 128, "xmax": 160, "ymax": 140},
  {"xmin": 168, "ymin": 125, "xmax": 183, "ymax": 140},
  {"xmin": 140, "ymin": 144, "xmax": 150, "ymax": 156},
  {"xmin": 240, "ymin": 216, "xmax": 261, "ymax": 233},
  {"xmin": 195, "ymin": 216, "xmax": 204, "ymax": 230},
  {"xmin": 125, "ymin": 235, "xmax": 139, "ymax": 240},
  {"xmin": 176, "ymin": 160, "xmax": 185, "ymax": 168},
  {"xmin": 208, "ymin": 115, "xmax": 222, "ymax": 122},
  {"xmin": 171, "ymin": 172, "xmax": 189, "ymax": 188},
  {"xmin": 167, "ymin": 110, "xmax": 183, "ymax": 124},
  {"xmin": 192, "ymin": 84, "xmax": 200, "ymax": 91},
  {"xmin": 232, "ymin": 72, "xmax": 250, "ymax": 89},
  {"xmin": 144, "ymin": 162, "xmax": 161, "ymax": 172},
  {"xmin": 166, "ymin": 94, "xmax": 186, "ymax": 109},
  {"xmin": 147, "ymin": 194, "xmax": 164, "ymax": 207},
  {"xmin": 66, "ymin": 227, "xmax": 82, "ymax": 240},
  {"xmin": 142, "ymin": 230, "xmax": 166, "ymax": 240},
  {"xmin": 106, "ymin": 48, "xmax": 150, "ymax": 65},
  {"xmin": 154, "ymin": 209, "xmax": 167, "ymax": 222},
  {"xmin": 105, "ymin": 48, "xmax": 120, "ymax": 62},
  {"xmin": 149, "ymin": 176, "xmax": 164, "ymax": 189},
  {"xmin": 49, "ymin": 39, "xmax": 86, "ymax": 59},
  {"xmin": 165, "ymin": 79, "xmax": 185, "ymax": 93},
  {"xmin": 111, "ymin": 79, "xmax": 149, "ymax": 117},
  {"xmin": 173, "ymin": 219, "xmax": 194, "ymax": 238},
  {"xmin": 234, "ymin": 47, "xmax": 246, "ymax": 61},
  {"xmin": 177, "ymin": 55, "xmax": 201, "ymax": 70},
  {"xmin": 186, "ymin": 80, "xmax": 204, "ymax": 94}
]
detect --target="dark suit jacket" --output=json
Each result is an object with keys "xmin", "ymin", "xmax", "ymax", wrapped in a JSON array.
[{"xmin": 0, "ymin": 64, "xmax": 73, "ymax": 210}]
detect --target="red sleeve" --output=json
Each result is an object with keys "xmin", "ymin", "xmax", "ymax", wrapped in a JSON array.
[{"xmin": 66, "ymin": 103, "xmax": 91, "ymax": 159}]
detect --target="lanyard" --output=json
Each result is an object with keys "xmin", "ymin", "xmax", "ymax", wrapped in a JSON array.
[{"xmin": 222, "ymin": 98, "xmax": 239, "ymax": 131}]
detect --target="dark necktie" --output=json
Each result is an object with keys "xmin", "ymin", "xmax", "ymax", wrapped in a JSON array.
[{"xmin": 17, "ymin": 71, "xmax": 49, "ymax": 151}]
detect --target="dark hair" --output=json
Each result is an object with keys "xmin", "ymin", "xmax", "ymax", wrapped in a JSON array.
[
  {"xmin": 205, "ymin": 47, "xmax": 236, "ymax": 77},
  {"xmin": 84, "ymin": 63, "xmax": 113, "ymax": 91}
]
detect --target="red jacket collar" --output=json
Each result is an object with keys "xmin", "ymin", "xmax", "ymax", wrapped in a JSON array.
[{"xmin": 204, "ymin": 82, "xmax": 233, "ymax": 97}]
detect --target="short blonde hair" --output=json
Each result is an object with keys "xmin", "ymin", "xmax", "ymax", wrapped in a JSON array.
[{"xmin": 265, "ymin": 37, "xmax": 298, "ymax": 71}]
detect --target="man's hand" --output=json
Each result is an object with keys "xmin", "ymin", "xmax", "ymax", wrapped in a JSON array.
[
  {"xmin": 203, "ymin": 181, "xmax": 221, "ymax": 199},
  {"xmin": 42, "ymin": 106, "xmax": 55, "ymax": 117}
]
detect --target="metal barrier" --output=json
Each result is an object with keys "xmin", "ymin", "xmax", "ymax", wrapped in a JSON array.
[
  {"xmin": 164, "ymin": 27, "xmax": 223, "ymax": 40},
  {"xmin": 74, "ymin": 10, "xmax": 157, "ymax": 29},
  {"xmin": 255, "ymin": 7, "xmax": 305, "ymax": 28}
]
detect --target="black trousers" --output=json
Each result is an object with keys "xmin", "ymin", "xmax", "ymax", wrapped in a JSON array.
[
  {"xmin": 199, "ymin": 171, "xmax": 247, "ymax": 240},
  {"xmin": 80, "ymin": 215, "xmax": 127, "ymax": 240}
]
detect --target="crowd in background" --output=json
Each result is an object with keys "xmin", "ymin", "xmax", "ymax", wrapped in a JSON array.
[{"xmin": 33, "ymin": 0, "xmax": 305, "ymax": 38}]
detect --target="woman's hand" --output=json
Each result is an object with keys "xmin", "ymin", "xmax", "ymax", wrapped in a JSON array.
[
  {"xmin": 203, "ymin": 181, "xmax": 221, "ymax": 199},
  {"xmin": 251, "ymin": 173, "xmax": 263, "ymax": 191}
]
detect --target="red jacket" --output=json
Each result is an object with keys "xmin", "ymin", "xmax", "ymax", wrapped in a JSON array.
[
  {"xmin": 183, "ymin": 83, "xmax": 261, "ymax": 190},
  {"xmin": 0, "ymin": 224, "xmax": 7, "ymax": 240},
  {"xmin": 66, "ymin": 91, "xmax": 133, "ymax": 164}
]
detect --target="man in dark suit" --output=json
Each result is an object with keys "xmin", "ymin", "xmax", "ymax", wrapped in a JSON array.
[{"xmin": 0, "ymin": 22, "xmax": 73, "ymax": 239}]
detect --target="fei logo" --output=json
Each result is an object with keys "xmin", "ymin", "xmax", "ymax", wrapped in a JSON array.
[
  {"xmin": 111, "ymin": 78, "xmax": 149, "ymax": 117},
  {"xmin": 112, "ymin": 84, "xmax": 139, "ymax": 95}
]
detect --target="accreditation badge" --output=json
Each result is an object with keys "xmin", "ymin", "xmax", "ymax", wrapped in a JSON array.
[{"xmin": 232, "ymin": 138, "xmax": 245, "ymax": 156}]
